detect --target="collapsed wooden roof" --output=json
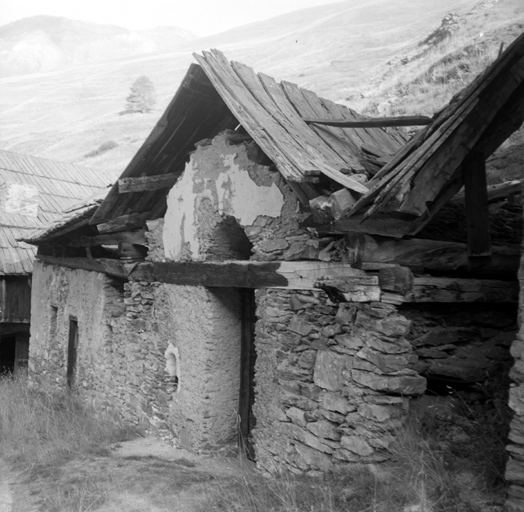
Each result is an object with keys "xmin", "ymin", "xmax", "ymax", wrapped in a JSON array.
[
  {"xmin": 0, "ymin": 149, "xmax": 115, "ymax": 275},
  {"xmin": 89, "ymin": 49, "xmax": 407, "ymax": 230},
  {"xmin": 326, "ymin": 31, "xmax": 524, "ymax": 238},
  {"xmin": 25, "ymin": 34, "xmax": 524, "ymax": 252}
]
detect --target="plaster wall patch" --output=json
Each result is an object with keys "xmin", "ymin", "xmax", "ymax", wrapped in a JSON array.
[{"xmin": 217, "ymin": 154, "xmax": 284, "ymax": 226}]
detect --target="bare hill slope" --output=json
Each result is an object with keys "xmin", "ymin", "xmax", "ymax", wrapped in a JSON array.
[
  {"xmin": 0, "ymin": 0, "xmax": 521, "ymax": 175},
  {"xmin": 0, "ymin": 16, "xmax": 197, "ymax": 76}
]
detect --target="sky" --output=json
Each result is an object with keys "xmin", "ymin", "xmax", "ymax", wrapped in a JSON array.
[{"xmin": 0, "ymin": 0, "xmax": 343, "ymax": 36}]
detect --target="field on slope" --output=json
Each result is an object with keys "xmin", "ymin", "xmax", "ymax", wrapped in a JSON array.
[{"xmin": 0, "ymin": 0, "xmax": 518, "ymax": 175}]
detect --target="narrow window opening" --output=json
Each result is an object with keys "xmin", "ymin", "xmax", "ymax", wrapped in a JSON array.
[
  {"xmin": 50, "ymin": 306, "xmax": 58, "ymax": 342},
  {"xmin": 67, "ymin": 317, "xmax": 78, "ymax": 388},
  {"xmin": 164, "ymin": 344, "xmax": 180, "ymax": 392}
]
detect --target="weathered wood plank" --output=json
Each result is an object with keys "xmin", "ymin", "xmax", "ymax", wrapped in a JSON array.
[
  {"xmin": 463, "ymin": 152, "xmax": 491, "ymax": 257},
  {"xmin": 69, "ymin": 228, "xmax": 147, "ymax": 247},
  {"xmin": 118, "ymin": 174, "xmax": 179, "ymax": 193},
  {"xmin": 36, "ymin": 255, "xmax": 133, "ymax": 279},
  {"xmin": 229, "ymin": 60, "xmax": 368, "ymax": 193},
  {"xmin": 304, "ymin": 116, "xmax": 432, "ymax": 128},
  {"xmin": 130, "ymin": 260, "xmax": 377, "ymax": 290},
  {"xmin": 194, "ymin": 51, "xmax": 310, "ymax": 182},
  {"xmin": 408, "ymin": 276, "xmax": 518, "ymax": 303},
  {"xmin": 451, "ymin": 180, "xmax": 521, "ymax": 204},
  {"xmin": 280, "ymin": 80, "xmax": 364, "ymax": 170},
  {"xmin": 342, "ymin": 233, "xmax": 519, "ymax": 278},
  {"xmin": 347, "ymin": 34, "xmax": 524, "ymax": 223},
  {"xmin": 96, "ymin": 211, "xmax": 152, "ymax": 234},
  {"xmin": 398, "ymin": 54, "xmax": 524, "ymax": 216}
]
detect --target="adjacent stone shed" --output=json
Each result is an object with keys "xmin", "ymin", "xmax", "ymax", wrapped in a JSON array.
[{"xmin": 24, "ymin": 38, "xmax": 524, "ymax": 509}]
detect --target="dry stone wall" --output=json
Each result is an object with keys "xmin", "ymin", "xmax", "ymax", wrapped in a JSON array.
[
  {"xmin": 506, "ymin": 236, "xmax": 524, "ymax": 510},
  {"xmin": 402, "ymin": 304, "xmax": 516, "ymax": 384},
  {"xmin": 252, "ymin": 288, "xmax": 426, "ymax": 475}
]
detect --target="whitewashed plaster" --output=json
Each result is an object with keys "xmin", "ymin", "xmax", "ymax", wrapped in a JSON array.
[{"xmin": 163, "ymin": 140, "xmax": 285, "ymax": 261}]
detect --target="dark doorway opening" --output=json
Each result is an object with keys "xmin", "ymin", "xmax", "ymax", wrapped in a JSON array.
[
  {"xmin": 0, "ymin": 335, "xmax": 16, "ymax": 374},
  {"xmin": 239, "ymin": 288, "xmax": 257, "ymax": 460}
]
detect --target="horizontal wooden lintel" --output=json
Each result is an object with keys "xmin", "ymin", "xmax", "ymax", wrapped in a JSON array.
[
  {"xmin": 303, "ymin": 115, "xmax": 432, "ymax": 128},
  {"xmin": 34, "ymin": 256, "xmax": 518, "ymax": 303},
  {"xmin": 69, "ymin": 228, "xmax": 147, "ymax": 247}
]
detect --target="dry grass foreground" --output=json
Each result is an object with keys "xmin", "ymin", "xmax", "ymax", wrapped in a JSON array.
[{"xmin": 0, "ymin": 375, "xmax": 511, "ymax": 511}]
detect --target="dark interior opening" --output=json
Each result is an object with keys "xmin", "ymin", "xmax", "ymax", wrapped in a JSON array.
[
  {"xmin": 0, "ymin": 335, "xmax": 16, "ymax": 374},
  {"xmin": 239, "ymin": 288, "xmax": 257, "ymax": 460},
  {"xmin": 209, "ymin": 215, "xmax": 254, "ymax": 261}
]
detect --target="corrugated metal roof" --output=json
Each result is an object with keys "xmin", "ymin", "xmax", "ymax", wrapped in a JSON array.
[{"xmin": 0, "ymin": 149, "xmax": 117, "ymax": 275}]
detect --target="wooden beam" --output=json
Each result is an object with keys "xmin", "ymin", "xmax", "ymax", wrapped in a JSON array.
[
  {"xmin": 118, "ymin": 173, "xmax": 180, "ymax": 194},
  {"xmin": 451, "ymin": 180, "xmax": 521, "ymax": 204},
  {"xmin": 36, "ymin": 255, "xmax": 133, "ymax": 279},
  {"xmin": 409, "ymin": 276, "xmax": 518, "ymax": 303},
  {"xmin": 463, "ymin": 152, "xmax": 491, "ymax": 257},
  {"xmin": 97, "ymin": 211, "xmax": 152, "ymax": 234},
  {"xmin": 342, "ymin": 233, "xmax": 519, "ymax": 278},
  {"xmin": 33, "ymin": 256, "xmax": 518, "ymax": 303},
  {"xmin": 129, "ymin": 260, "xmax": 377, "ymax": 294},
  {"xmin": 303, "ymin": 115, "xmax": 432, "ymax": 128},
  {"xmin": 69, "ymin": 228, "xmax": 147, "ymax": 247}
]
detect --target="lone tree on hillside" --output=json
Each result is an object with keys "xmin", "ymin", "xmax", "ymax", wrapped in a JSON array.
[{"xmin": 124, "ymin": 76, "xmax": 156, "ymax": 114}]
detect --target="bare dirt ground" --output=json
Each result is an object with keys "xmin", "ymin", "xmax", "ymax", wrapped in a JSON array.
[{"xmin": 5, "ymin": 437, "xmax": 250, "ymax": 512}]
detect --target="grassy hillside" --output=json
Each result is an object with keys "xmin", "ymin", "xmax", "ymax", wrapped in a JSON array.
[{"xmin": 0, "ymin": 0, "xmax": 521, "ymax": 176}]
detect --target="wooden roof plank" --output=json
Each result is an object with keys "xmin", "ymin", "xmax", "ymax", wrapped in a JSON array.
[
  {"xmin": 231, "ymin": 62, "xmax": 368, "ymax": 192},
  {"xmin": 399, "ymin": 54, "xmax": 524, "ymax": 216},
  {"xmin": 197, "ymin": 50, "xmax": 310, "ymax": 182},
  {"xmin": 253, "ymin": 70, "xmax": 348, "ymax": 167},
  {"xmin": 280, "ymin": 80, "xmax": 364, "ymax": 169}
]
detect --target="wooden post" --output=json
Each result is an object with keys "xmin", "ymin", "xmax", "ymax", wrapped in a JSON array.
[{"xmin": 463, "ymin": 152, "xmax": 492, "ymax": 258}]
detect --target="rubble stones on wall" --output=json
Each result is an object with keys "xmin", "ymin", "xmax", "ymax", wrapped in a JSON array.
[
  {"xmin": 506, "ymin": 214, "xmax": 524, "ymax": 510},
  {"xmin": 402, "ymin": 305, "xmax": 516, "ymax": 383},
  {"xmin": 161, "ymin": 131, "xmax": 345, "ymax": 264},
  {"xmin": 252, "ymin": 288, "xmax": 426, "ymax": 475}
]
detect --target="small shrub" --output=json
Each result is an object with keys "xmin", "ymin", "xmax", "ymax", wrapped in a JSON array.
[{"xmin": 84, "ymin": 140, "xmax": 118, "ymax": 159}]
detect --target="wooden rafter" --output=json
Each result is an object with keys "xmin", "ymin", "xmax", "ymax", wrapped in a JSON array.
[{"xmin": 303, "ymin": 115, "xmax": 432, "ymax": 128}]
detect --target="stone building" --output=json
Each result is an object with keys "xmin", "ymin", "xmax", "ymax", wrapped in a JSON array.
[
  {"xmin": 23, "ymin": 35, "xmax": 524, "ymax": 509},
  {"xmin": 0, "ymin": 149, "xmax": 115, "ymax": 374}
]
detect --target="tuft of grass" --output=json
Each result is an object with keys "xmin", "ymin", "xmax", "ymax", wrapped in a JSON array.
[
  {"xmin": 0, "ymin": 374, "xmax": 134, "ymax": 470},
  {"xmin": 201, "ymin": 374, "xmax": 510, "ymax": 512}
]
